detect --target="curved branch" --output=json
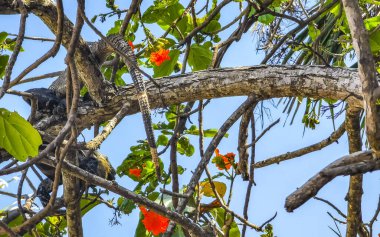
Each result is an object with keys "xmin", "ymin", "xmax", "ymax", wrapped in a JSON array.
[
  {"xmin": 285, "ymin": 151, "xmax": 380, "ymax": 212},
  {"xmin": 52, "ymin": 65, "xmax": 364, "ymax": 134}
]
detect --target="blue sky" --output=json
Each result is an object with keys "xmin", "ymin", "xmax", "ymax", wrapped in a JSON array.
[{"xmin": 1, "ymin": 0, "xmax": 380, "ymax": 236}]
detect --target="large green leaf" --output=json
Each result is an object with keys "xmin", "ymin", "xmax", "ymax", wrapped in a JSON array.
[
  {"xmin": 365, "ymin": 16, "xmax": 380, "ymax": 31},
  {"xmin": 188, "ymin": 43, "xmax": 213, "ymax": 71},
  {"xmin": 153, "ymin": 49, "xmax": 180, "ymax": 78},
  {"xmin": 0, "ymin": 108, "xmax": 42, "ymax": 161},
  {"xmin": 0, "ymin": 55, "xmax": 9, "ymax": 79},
  {"xmin": 135, "ymin": 212, "xmax": 148, "ymax": 237}
]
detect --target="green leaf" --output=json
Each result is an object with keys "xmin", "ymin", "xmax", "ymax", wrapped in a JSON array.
[
  {"xmin": 147, "ymin": 191, "xmax": 160, "ymax": 201},
  {"xmin": 188, "ymin": 43, "xmax": 213, "ymax": 71},
  {"xmin": 369, "ymin": 31, "xmax": 380, "ymax": 53},
  {"xmin": 153, "ymin": 49, "xmax": 180, "ymax": 78},
  {"xmin": 365, "ymin": 16, "xmax": 380, "ymax": 31},
  {"xmin": 0, "ymin": 108, "xmax": 42, "ymax": 161},
  {"xmin": 308, "ymin": 24, "xmax": 320, "ymax": 41},
  {"xmin": 118, "ymin": 197, "xmax": 136, "ymax": 214},
  {"xmin": 157, "ymin": 134, "xmax": 169, "ymax": 146},
  {"xmin": 185, "ymin": 125, "xmax": 228, "ymax": 138},
  {"xmin": 258, "ymin": 14, "xmax": 275, "ymax": 25},
  {"xmin": 202, "ymin": 20, "xmax": 221, "ymax": 33},
  {"xmin": 142, "ymin": 3, "xmax": 192, "ymax": 40},
  {"xmin": 153, "ymin": 0, "xmax": 179, "ymax": 9},
  {"xmin": 210, "ymin": 208, "xmax": 241, "ymax": 237},
  {"xmin": 172, "ymin": 226, "xmax": 186, "ymax": 237},
  {"xmin": 177, "ymin": 136, "xmax": 195, "ymax": 156},
  {"xmin": 107, "ymin": 20, "xmax": 122, "ymax": 36},
  {"xmin": 0, "ymin": 32, "xmax": 8, "ymax": 44},
  {"xmin": 0, "ymin": 55, "xmax": 9, "ymax": 79},
  {"xmin": 135, "ymin": 212, "xmax": 148, "ymax": 237}
]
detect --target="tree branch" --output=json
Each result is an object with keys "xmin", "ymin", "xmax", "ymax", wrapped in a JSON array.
[{"xmin": 41, "ymin": 65, "xmax": 364, "ymax": 136}]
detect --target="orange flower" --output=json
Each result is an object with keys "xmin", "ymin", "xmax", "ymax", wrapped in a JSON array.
[
  {"xmin": 129, "ymin": 168, "xmax": 142, "ymax": 178},
  {"xmin": 150, "ymin": 49, "xmax": 170, "ymax": 66},
  {"xmin": 128, "ymin": 41, "xmax": 134, "ymax": 51},
  {"xmin": 139, "ymin": 206, "xmax": 169, "ymax": 235},
  {"xmin": 212, "ymin": 149, "xmax": 235, "ymax": 170}
]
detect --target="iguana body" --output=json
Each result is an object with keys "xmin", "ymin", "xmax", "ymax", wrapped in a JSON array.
[{"xmin": 27, "ymin": 34, "xmax": 160, "ymax": 180}]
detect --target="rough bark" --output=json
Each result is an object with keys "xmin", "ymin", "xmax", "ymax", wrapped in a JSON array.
[
  {"xmin": 341, "ymin": 0, "xmax": 380, "ymax": 157},
  {"xmin": 35, "ymin": 65, "xmax": 364, "ymax": 136},
  {"xmin": 345, "ymin": 105, "xmax": 365, "ymax": 237},
  {"xmin": 62, "ymin": 150, "xmax": 83, "ymax": 237}
]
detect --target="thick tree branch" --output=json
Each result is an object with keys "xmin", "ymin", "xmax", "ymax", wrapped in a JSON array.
[
  {"xmin": 40, "ymin": 65, "xmax": 364, "ymax": 136},
  {"xmin": 345, "ymin": 105, "xmax": 365, "ymax": 237},
  {"xmin": 341, "ymin": 0, "xmax": 380, "ymax": 157},
  {"xmin": 285, "ymin": 151, "xmax": 380, "ymax": 212}
]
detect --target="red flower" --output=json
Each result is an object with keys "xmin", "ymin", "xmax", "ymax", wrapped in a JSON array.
[
  {"xmin": 150, "ymin": 49, "xmax": 170, "ymax": 66},
  {"xmin": 129, "ymin": 168, "xmax": 142, "ymax": 178},
  {"xmin": 128, "ymin": 41, "xmax": 134, "ymax": 51},
  {"xmin": 139, "ymin": 206, "xmax": 169, "ymax": 236},
  {"xmin": 212, "ymin": 149, "xmax": 235, "ymax": 170}
]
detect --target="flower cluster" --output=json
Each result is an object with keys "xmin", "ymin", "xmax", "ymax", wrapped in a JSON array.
[
  {"xmin": 139, "ymin": 206, "xmax": 169, "ymax": 236},
  {"xmin": 212, "ymin": 148, "xmax": 236, "ymax": 170},
  {"xmin": 128, "ymin": 168, "xmax": 142, "ymax": 178},
  {"xmin": 128, "ymin": 41, "xmax": 134, "ymax": 51},
  {"xmin": 150, "ymin": 48, "xmax": 170, "ymax": 66}
]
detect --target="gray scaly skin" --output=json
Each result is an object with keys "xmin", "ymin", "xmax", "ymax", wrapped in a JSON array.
[{"xmin": 48, "ymin": 34, "xmax": 161, "ymax": 179}]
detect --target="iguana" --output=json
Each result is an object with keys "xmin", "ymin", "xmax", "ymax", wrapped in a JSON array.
[{"xmin": 24, "ymin": 34, "xmax": 161, "ymax": 190}]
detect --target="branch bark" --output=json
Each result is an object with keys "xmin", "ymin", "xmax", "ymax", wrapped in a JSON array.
[
  {"xmin": 38, "ymin": 65, "xmax": 364, "ymax": 136},
  {"xmin": 341, "ymin": 0, "xmax": 380, "ymax": 157},
  {"xmin": 345, "ymin": 105, "xmax": 365, "ymax": 237},
  {"xmin": 285, "ymin": 150, "xmax": 380, "ymax": 212}
]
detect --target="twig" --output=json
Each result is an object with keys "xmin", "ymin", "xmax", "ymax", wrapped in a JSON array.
[
  {"xmin": 258, "ymin": 212, "xmax": 278, "ymax": 230},
  {"xmin": 177, "ymin": 0, "xmax": 233, "ymax": 47},
  {"xmin": 160, "ymin": 189, "xmax": 190, "ymax": 198},
  {"xmin": 0, "ymin": 0, "xmax": 27, "ymax": 99},
  {"xmin": 17, "ymin": 168, "xmax": 29, "ymax": 221},
  {"xmin": 7, "ymin": 33, "xmax": 55, "ymax": 42},
  {"xmin": 204, "ymin": 167, "xmax": 261, "ymax": 231},
  {"xmin": 17, "ymin": 71, "xmax": 63, "ymax": 85},
  {"xmin": 314, "ymin": 196, "xmax": 346, "ymax": 218},
  {"xmin": 246, "ymin": 118, "xmax": 280, "ymax": 148},
  {"xmin": 368, "ymin": 195, "xmax": 380, "ymax": 237},
  {"xmin": 0, "ymin": 190, "xmax": 28, "ymax": 199},
  {"xmin": 242, "ymin": 102, "xmax": 258, "ymax": 237},
  {"xmin": 85, "ymin": 104, "xmax": 130, "ymax": 150},
  {"xmin": 164, "ymin": 96, "xmax": 258, "ymax": 236},
  {"xmin": 10, "ymin": 0, "xmax": 64, "ymax": 87},
  {"xmin": 261, "ymin": 0, "xmax": 338, "ymax": 63},
  {"xmin": 254, "ymin": 122, "xmax": 345, "ymax": 168},
  {"xmin": 327, "ymin": 212, "xmax": 346, "ymax": 225}
]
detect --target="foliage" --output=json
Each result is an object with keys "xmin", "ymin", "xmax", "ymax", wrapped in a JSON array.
[{"xmin": 0, "ymin": 108, "xmax": 42, "ymax": 161}]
